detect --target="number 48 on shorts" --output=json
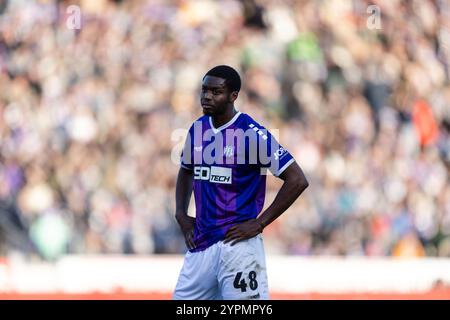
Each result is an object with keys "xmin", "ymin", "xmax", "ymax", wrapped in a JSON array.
[{"xmin": 233, "ymin": 271, "xmax": 258, "ymax": 292}]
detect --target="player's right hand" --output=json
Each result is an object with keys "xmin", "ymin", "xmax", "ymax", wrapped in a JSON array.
[
  {"xmin": 184, "ymin": 228, "xmax": 196, "ymax": 250},
  {"xmin": 176, "ymin": 213, "xmax": 196, "ymax": 250}
]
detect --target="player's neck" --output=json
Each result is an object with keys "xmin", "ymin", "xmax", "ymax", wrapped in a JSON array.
[{"xmin": 211, "ymin": 107, "xmax": 237, "ymax": 129}]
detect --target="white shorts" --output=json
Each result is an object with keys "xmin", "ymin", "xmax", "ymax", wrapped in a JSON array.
[{"xmin": 173, "ymin": 234, "xmax": 269, "ymax": 300}]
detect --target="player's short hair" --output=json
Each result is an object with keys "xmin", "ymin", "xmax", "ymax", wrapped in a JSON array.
[{"xmin": 203, "ymin": 65, "xmax": 241, "ymax": 93}]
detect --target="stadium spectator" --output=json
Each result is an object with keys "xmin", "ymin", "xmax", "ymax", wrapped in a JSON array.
[{"xmin": 0, "ymin": 0, "xmax": 449, "ymax": 259}]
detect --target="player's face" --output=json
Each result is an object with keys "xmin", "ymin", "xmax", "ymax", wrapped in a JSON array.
[{"xmin": 201, "ymin": 76, "xmax": 235, "ymax": 116}]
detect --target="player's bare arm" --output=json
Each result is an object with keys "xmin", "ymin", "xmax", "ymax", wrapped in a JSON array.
[
  {"xmin": 175, "ymin": 167, "xmax": 196, "ymax": 250},
  {"xmin": 224, "ymin": 161, "xmax": 308, "ymax": 246}
]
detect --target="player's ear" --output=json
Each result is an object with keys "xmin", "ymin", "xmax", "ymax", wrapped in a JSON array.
[{"xmin": 230, "ymin": 91, "xmax": 238, "ymax": 102}]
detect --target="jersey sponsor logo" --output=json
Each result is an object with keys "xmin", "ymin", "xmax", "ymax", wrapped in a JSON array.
[
  {"xmin": 273, "ymin": 147, "xmax": 287, "ymax": 160},
  {"xmin": 194, "ymin": 166, "xmax": 232, "ymax": 184}
]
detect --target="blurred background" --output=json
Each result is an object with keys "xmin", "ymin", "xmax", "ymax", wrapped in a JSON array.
[{"xmin": 1, "ymin": 0, "xmax": 450, "ymax": 299}]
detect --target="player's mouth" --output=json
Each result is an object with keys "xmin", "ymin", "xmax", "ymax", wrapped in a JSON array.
[{"xmin": 202, "ymin": 104, "xmax": 214, "ymax": 111}]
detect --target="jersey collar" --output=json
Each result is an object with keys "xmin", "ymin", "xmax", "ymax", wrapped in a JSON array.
[{"xmin": 209, "ymin": 111, "xmax": 242, "ymax": 134}]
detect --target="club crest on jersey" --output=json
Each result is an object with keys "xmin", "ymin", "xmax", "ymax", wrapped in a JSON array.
[{"xmin": 223, "ymin": 145, "xmax": 234, "ymax": 158}]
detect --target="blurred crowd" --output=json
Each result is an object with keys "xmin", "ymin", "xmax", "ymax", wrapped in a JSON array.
[{"xmin": 0, "ymin": 0, "xmax": 449, "ymax": 260}]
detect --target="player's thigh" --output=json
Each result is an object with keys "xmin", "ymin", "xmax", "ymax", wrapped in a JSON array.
[
  {"xmin": 173, "ymin": 249, "xmax": 219, "ymax": 300},
  {"xmin": 218, "ymin": 235, "xmax": 269, "ymax": 300}
]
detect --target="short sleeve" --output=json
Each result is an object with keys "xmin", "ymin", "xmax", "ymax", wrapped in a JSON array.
[
  {"xmin": 180, "ymin": 125, "xmax": 194, "ymax": 170},
  {"xmin": 255, "ymin": 126, "xmax": 295, "ymax": 177}
]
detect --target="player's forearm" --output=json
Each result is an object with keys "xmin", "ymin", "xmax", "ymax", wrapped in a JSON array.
[
  {"xmin": 175, "ymin": 167, "xmax": 194, "ymax": 218},
  {"xmin": 256, "ymin": 176, "xmax": 308, "ymax": 231}
]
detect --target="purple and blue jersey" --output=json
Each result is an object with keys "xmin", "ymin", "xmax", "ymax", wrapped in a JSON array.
[{"xmin": 180, "ymin": 112, "xmax": 295, "ymax": 252}]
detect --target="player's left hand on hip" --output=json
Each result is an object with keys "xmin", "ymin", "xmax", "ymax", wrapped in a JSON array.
[{"xmin": 223, "ymin": 219, "xmax": 262, "ymax": 246}]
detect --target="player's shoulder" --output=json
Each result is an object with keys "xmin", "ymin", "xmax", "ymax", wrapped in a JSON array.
[
  {"xmin": 188, "ymin": 115, "xmax": 209, "ymax": 129},
  {"xmin": 236, "ymin": 112, "xmax": 268, "ymax": 131},
  {"xmin": 195, "ymin": 114, "xmax": 209, "ymax": 123}
]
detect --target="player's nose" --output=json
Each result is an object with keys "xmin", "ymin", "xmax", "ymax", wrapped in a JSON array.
[{"xmin": 201, "ymin": 99, "xmax": 213, "ymax": 106}]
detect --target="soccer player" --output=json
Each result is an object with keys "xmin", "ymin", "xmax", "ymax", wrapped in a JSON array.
[{"xmin": 173, "ymin": 65, "xmax": 309, "ymax": 300}]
